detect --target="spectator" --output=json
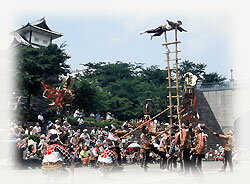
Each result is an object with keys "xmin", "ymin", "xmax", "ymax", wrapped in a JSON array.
[
  {"xmin": 73, "ymin": 109, "xmax": 81, "ymax": 118},
  {"xmin": 77, "ymin": 117, "xmax": 85, "ymax": 131},
  {"xmin": 70, "ymin": 133, "xmax": 79, "ymax": 146},
  {"xmin": 37, "ymin": 113, "xmax": 44, "ymax": 123},
  {"xmin": 106, "ymin": 112, "xmax": 112, "ymax": 120},
  {"xmin": 33, "ymin": 122, "xmax": 41, "ymax": 135},
  {"xmin": 80, "ymin": 129, "xmax": 90, "ymax": 146},
  {"xmin": 79, "ymin": 146, "xmax": 90, "ymax": 166},
  {"xmin": 90, "ymin": 112, "xmax": 95, "ymax": 118},
  {"xmin": 95, "ymin": 112, "xmax": 101, "ymax": 120}
]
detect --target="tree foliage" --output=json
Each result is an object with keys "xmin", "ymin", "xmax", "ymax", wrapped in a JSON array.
[
  {"xmin": 203, "ymin": 72, "xmax": 227, "ymax": 84},
  {"xmin": 16, "ymin": 45, "xmax": 227, "ymax": 122},
  {"xmin": 73, "ymin": 60, "xmax": 227, "ymax": 121},
  {"xmin": 15, "ymin": 44, "xmax": 70, "ymax": 97}
]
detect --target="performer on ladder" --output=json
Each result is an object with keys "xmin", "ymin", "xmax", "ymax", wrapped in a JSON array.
[
  {"xmin": 140, "ymin": 25, "xmax": 168, "ymax": 40},
  {"xmin": 140, "ymin": 20, "xmax": 187, "ymax": 40}
]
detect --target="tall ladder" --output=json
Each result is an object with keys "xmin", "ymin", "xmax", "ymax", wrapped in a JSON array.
[{"xmin": 163, "ymin": 28, "xmax": 182, "ymax": 131}]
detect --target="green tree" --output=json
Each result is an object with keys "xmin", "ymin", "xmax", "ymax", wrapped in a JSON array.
[
  {"xmin": 179, "ymin": 60, "xmax": 206, "ymax": 81},
  {"xmin": 202, "ymin": 72, "xmax": 226, "ymax": 84},
  {"xmin": 15, "ymin": 44, "xmax": 70, "ymax": 107},
  {"xmin": 140, "ymin": 65, "xmax": 167, "ymax": 85}
]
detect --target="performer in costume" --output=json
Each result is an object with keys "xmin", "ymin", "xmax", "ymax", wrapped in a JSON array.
[
  {"xmin": 166, "ymin": 20, "xmax": 187, "ymax": 32},
  {"xmin": 140, "ymin": 25, "xmax": 168, "ymax": 40},
  {"xmin": 190, "ymin": 123, "xmax": 207, "ymax": 175},
  {"xmin": 140, "ymin": 20, "xmax": 187, "ymax": 40},
  {"xmin": 140, "ymin": 125, "xmax": 166, "ymax": 172},
  {"xmin": 97, "ymin": 142, "xmax": 124, "ymax": 174},
  {"xmin": 158, "ymin": 131, "xmax": 170, "ymax": 169},
  {"xmin": 42, "ymin": 132, "xmax": 74, "ymax": 179},
  {"xmin": 107, "ymin": 125, "xmax": 127, "ymax": 166},
  {"xmin": 41, "ymin": 75, "xmax": 75, "ymax": 112},
  {"xmin": 179, "ymin": 120, "xmax": 193, "ymax": 175},
  {"xmin": 167, "ymin": 124, "xmax": 179, "ymax": 170},
  {"xmin": 213, "ymin": 130, "xmax": 234, "ymax": 172}
]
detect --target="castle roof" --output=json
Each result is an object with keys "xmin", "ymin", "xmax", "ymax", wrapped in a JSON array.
[{"xmin": 10, "ymin": 17, "xmax": 62, "ymax": 39}]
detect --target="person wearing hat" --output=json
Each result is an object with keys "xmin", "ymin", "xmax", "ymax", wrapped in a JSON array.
[
  {"xmin": 80, "ymin": 129, "xmax": 90, "ymax": 146},
  {"xmin": 190, "ymin": 123, "xmax": 208, "ymax": 175},
  {"xmin": 213, "ymin": 130, "xmax": 234, "ymax": 172}
]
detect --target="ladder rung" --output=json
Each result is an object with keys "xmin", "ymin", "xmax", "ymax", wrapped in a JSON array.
[
  {"xmin": 168, "ymin": 115, "xmax": 178, "ymax": 118},
  {"xmin": 167, "ymin": 105, "xmax": 178, "ymax": 107},
  {"xmin": 167, "ymin": 58, "xmax": 181, "ymax": 61},
  {"xmin": 167, "ymin": 96, "xmax": 183, "ymax": 98},
  {"xmin": 166, "ymin": 76, "xmax": 181, "ymax": 79},
  {"xmin": 164, "ymin": 51, "xmax": 181, "ymax": 54},
  {"xmin": 167, "ymin": 86, "xmax": 182, "ymax": 88},
  {"xmin": 166, "ymin": 67, "xmax": 180, "ymax": 70},
  {"xmin": 162, "ymin": 41, "xmax": 181, "ymax": 46}
]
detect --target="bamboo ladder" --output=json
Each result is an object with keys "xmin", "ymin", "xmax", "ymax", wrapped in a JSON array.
[{"xmin": 163, "ymin": 27, "xmax": 183, "ymax": 133}]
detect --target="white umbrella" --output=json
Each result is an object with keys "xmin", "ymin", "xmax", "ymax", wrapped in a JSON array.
[{"xmin": 127, "ymin": 142, "xmax": 141, "ymax": 148}]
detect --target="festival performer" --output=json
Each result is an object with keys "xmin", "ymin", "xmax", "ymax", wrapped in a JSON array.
[
  {"xmin": 107, "ymin": 125, "xmax": 128, "ymax": 166},
  {"xmin": 140, "ymin": 25, "xmax": 168, "ymax": 40},
  {"xmin": 167, "ymin": 124, "xmax": 180, "ymax": 170},
  {"xmin": 213, "ymin": 130, "xmax": 234, "ymax": 172},
  {"xmin": 97, "ymin": 142, "xmax": 124, "ymax": 174},
  {"xmin": 140, "ymin": 125, "xmax": 166, "ymax": 172},
  {"xmin": 158, "ymin": 131, "xmax": 170, "ymax": 169},
  {"xmin": 190, "ymin": 123, "xmax": 207, "ymax": 175},
  {"xmin": 179, "ymin": 120, "xmax": 193, "ymax": 175},
  {"xmin": 166, "ymin": 20, "xmax": 187, "ymax": 32},
  {"xmin": 140, "ymin": 20, "xmax": 187, "ymax": 40},
  {"xmin": 42, "ymin": 132, "xmax": 74, "ymax": 179},
  {"xmin": 41, "ymin": 75, "xmax": 75, "ymax": 112}
]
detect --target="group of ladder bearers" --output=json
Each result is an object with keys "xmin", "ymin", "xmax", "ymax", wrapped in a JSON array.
[{"xmin": 140, "ymin": 119, "xmax": 208, "ymax": 175}]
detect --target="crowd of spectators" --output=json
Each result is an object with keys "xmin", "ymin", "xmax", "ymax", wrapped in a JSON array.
[
  {"xmin": 9, "ymin": 109, "xmax": 244, "ymax": 169},
  {"xmin": 9, "ymin": 110, "xmax": 149, "ymax": 169}
]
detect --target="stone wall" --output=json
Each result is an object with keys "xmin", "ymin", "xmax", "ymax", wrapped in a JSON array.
[
  {"xmin": 201, "ymin": 88, "xmax": 234, "ymax": 133},
  {"xmin": 196, "ymin": 90, "xmax": 224, "ymax": 148}
]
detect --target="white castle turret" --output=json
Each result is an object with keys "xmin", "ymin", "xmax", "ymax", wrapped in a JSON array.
[{"xmin": 10, "ymin": 17, "xmax": 62, "ymax": 48}]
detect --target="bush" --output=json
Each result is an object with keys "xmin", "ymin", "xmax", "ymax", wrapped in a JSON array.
[
  {"xmin": 67, "ymin": 116, "xmax": 78, "ymax": 126},
  {"xmin": 22, "ymin": 134, "xmax": 41, "ymax": 143}
]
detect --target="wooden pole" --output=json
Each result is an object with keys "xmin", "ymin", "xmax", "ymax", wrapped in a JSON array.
[
  {"xmin": 150, "ymin": 125, "xmax": 172, "ymax": 143},
  {"xmin": 164, "ymin": 31, "xmax": 174, "ymax": 143},
  {"xmin": 164, "ymin": 32, "xmax": 173, "ymax": 126},
  {"xmin": 174, "ymin": 27, "xmax": 182, "ymax": 131},
  {"xmin": 120, "ymin": 107, "xmax": 171, "ymax": 138}
]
